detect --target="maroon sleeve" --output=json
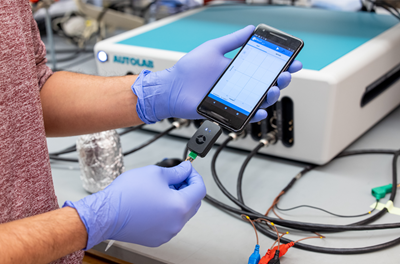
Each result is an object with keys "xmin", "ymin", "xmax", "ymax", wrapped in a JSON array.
[{"xmin": 31, "ymin": 16, "xmax": 53, "ymax": 90}]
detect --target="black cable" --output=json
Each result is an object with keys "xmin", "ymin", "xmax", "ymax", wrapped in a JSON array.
[
  {"xmin": 380, "ymin": 5, "xmax": 400, "ymax": 20},
  {"xmin": 118, "ymin": 124, "xmax": 146, "ymax": 136},
  {"xmin": 204, "ymin": 191, "xmax": 400, "ymax": 231},
  {"xmin": 337, "ymin": 149, "xmax": 399, "ymax": 209},
  {"xmin": 254, "ymin": 222, "xmax": 400, "ymax": 254},
  {"xmin": 49, "ymin": 155, "xmax": 79, "ymax": 163},
  {"xmin": 183, "ymin": 145, "xmax": 189, "ymax": 161},
  {"xmin": 206, "ymin": 138, "xmax": 400, "ymax": 253},
  {"xmin": 334, "ymin": 149, "xmax": 399, "ymax": 226},
  {"xmin": 50, "ymin": 145, "xmax": 77, "ymax": 156},
  {"xmin": 335, "ymin": 150, "xmax": 399, "ymax": 226},
  {"xmin": 376, "ymin": 0, "xmax": 400, "ymax": 17},
  {"xmin": 269, "ymin": 150, "xmax": 398, "ymax": 219},
  {"xmin": 209, "ymin": 138, "xmax": 397, "ymax": 231},
  {"xmin": 49, "ymin": 125, "xmax": 146, "ymax": 162},
  {"xmin": 275, "ymin": 202, "xmax": 378, "ymax": 218},
  {"xmin": 337, "ymin": 149, "xmax": 396, "ymax": 157},
  {"xmin": 211, "ymin": 136, "xmax": 252, "ymax": 211},
  {"xmin": 50, "ymin": 124, "xmax": 178, "ymax": 161},
  {"xmin": 364, "ymin": 0, "xmax": 400, "ymax": 20},
  {"xmin": 249, "ymin": 149, "xmax": 398, "ymax": 226},
  {"xmin": 390, "ymin": 149, "xmax": 399, "ymax": 200},
  {"xmin": 204, "ymin": 192, "xmax": 400, "ymax": 254},
  {"xmin": 123, "ymin": 125, "xmax": 176, "ymax": 156},
  {"xmin": 275, "ymin": 147, "xmax": 399, "ymax": 230},
  {"xmin": 203, "ymin": 193, "xmax": 397, "ymax": 232},
  {"xmin": 387, "ymin": 4, "xmax": 400, "ymax": 18},
  {"xmin": 237, "ymin": 142, "xmax": 265, "ymax": 203},
  {"xmin": 184, "ymin": 136, "xmax": 400, "ymax": 247}
]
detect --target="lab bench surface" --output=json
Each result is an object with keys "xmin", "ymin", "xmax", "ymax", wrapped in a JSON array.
[{"xmin": 48, "ymin": 104, "xmax": 400, "ymax": 264}]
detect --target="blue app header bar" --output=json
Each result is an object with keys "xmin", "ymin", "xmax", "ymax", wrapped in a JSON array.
[{"xmin": 250, "ymin": 36, "xmax": 293, "ymax": 57}]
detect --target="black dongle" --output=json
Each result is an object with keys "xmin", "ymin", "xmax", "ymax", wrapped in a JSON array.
[{"xmin": 187, "ymin": 120, "xmax": 222, "ymax": 158}]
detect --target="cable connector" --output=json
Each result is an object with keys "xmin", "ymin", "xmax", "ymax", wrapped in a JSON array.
[
  {"xmin": 259, "ymin": 130, "xmax": 278, "ymax": 147},
  {"xmin": 248, "ymin": 244, "xmax": 260, "ymax": 264},
  {"xmin": 372, "ymin": 184, "xmax": 393, "ymax": 200},
  {"xmin": 259, "ymin": 249, "xmax": 272, "ymax": 264},
  {"xmin": 273, "ymin": 242, "xmax": 294, "ymax": 259},
  {"xmin": 186, "ymin": 120, "xmax": 222, "ymax": 159},
  {"xmin": 294, "ymin": 172, "xmax": 302, "ymax": 180},
  {"xmin": 228, "ymin": 131, "xmax": 246, "ymax": 141},
  {"xmin": 172, "ymin": 119, "xmax": 190, "ymax": 129},
  {"xmin": 267, "ymin": 250, "xmax": 280, "ymax": 264},
  {"xmin": 185, "ymin": 151, "xmax": 198, "ymax": 163},
  {"xmin": 259, "ymin": 242, "xmax": 294, "ymax": 264}
]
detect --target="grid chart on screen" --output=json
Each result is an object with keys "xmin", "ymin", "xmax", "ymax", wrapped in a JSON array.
[{"xmin": 210, "ymin": 40, "xmax": 287, "ymax": 113}]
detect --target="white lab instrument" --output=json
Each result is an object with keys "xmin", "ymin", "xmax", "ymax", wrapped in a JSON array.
[{"xmin": 95, "ymin": 5, "xmax": 400, "ymax": 164}]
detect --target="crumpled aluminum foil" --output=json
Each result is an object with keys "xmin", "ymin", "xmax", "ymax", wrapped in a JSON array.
[{"xmin": 77, "ymin": 130, "xmax": 124, "ymax": 193}]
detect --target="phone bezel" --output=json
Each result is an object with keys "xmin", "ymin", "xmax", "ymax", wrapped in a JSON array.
[{"xmin": 196, "ymin": 24, "xmax": 304, "ymax": 133}]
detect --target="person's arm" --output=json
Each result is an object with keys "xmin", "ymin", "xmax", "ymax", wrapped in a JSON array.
[
  {"xmin": 0, "ymin": 163, "xmax": 205, "ymax": 264},
  {"xmin": 40, "ymin": 71, "xmax": 142, "ymax": 137},
  {"xmin": 41, "ymin": 26, "xmax": 301, "ymax": 137},
  {"xmin": 0, "ymin": 207, "xmax": 87, "ymax": 264}
]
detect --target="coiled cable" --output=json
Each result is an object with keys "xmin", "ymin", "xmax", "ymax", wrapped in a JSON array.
[{"xmin": 203, "ymin": 136, "xmax": 400, "ymax": 254}]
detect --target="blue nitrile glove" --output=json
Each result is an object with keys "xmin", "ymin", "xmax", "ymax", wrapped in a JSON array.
[
  {"xmin": 132, "ymin": 25, "xmax": 303, "ymax": 124},
  {"xmin": 64, "ymin": 161, "xmax": 206, "ymax": 249}
]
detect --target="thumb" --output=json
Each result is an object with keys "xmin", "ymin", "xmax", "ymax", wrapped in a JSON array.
[
  {"xmin": 163, "ymin": 161, "xmax": 192, "ymax": 185},
  {"xmin": 212, "ymin": 25, "xmax": 255, "ymax": 55}
]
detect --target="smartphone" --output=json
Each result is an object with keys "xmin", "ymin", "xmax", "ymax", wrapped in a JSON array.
[{"xmin": 197, "ymin": 24, "xmax": 304, "ymax": 133}]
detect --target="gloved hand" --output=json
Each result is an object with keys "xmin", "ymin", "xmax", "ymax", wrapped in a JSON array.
[
  {"xmin": 64, "ymin": 161, "xmax": 206, "ymax": 249},
  {"xmin": 132, "ymin": 25, "xmax": 302, "ymax": 124}
]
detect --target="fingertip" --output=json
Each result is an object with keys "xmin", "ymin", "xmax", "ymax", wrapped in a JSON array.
[
  {"xmin": 288, "ymin": 60, "xmax": 303, "ymax": 73},
  {"xmin": 181, "ymin": 160, "xmax": 192, "ymax": 168},
  {"xmin": 181, "ymin": 161, "xmax": 194, "ymax": 175},
  {"xmin": 216, "ymin": 25, "xmax": 256, "ymax": 54},
  {"xmin": 245, "ymin": 24, "xmax": 255, "ymax": 32},
  {"xmin": 173, "ymin": 160, "xmax": 192, "ymax": 175},
  {"xmin": 165, "ymin": 161, "xmax": 192, "ymax": 185},
  {"xmin": 266, "ymin": 86, "xmax": 280, "ymax": 105},
  {"xmin": 250, "ymin": 110, "xmax": 268, "ymax": 123},
  {"xmin": 259, "ymin": 87, "xmax": 280, "ymax": 109},
  {"xmin": 277, "ymin": 72, "xmax": 291, "ymax": 89}
]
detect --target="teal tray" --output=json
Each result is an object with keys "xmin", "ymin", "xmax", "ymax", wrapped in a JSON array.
[{"xmin": 117, "ymin": 5, "xmax": 398, "ymax": 71}]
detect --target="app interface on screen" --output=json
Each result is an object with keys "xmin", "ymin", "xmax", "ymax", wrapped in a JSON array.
[{"xmin": 208, "ymin": 35, "xmax": 293, "ymax": 116}]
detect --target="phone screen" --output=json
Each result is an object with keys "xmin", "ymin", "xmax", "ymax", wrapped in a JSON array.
[{"xmin": 198, "ymin": 30, "xmax": 301, "ymax": 131}]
